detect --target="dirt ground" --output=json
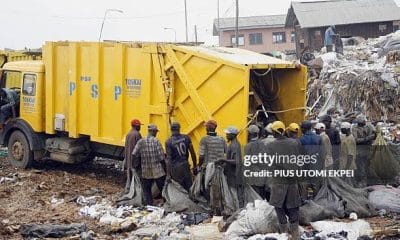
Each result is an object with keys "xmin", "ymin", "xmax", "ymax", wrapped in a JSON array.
[
  {"xmin": 0, "ymin": 157, "xmax": 125, "ymax": 240},
  {"xmin": 1, "ymin": 157, "xmax": 399, "ymax": 240}
]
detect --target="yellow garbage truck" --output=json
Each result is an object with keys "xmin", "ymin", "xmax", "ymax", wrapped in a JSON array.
[{"xmin": 0, "ymin": 41, "xmax": 307, "ymax": 168}]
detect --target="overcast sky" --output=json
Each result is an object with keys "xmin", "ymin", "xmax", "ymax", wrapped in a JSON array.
[{"xmin": 1, "ymin": 0, "xmax": 400, "ymax": 49}]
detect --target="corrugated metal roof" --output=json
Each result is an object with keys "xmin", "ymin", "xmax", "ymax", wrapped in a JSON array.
[
  {"xmin": 289, "ymin": 0, "xmax": 400, "ymax": 28},
  {"xmin": 213, "ymin": 15, "xmax": 286, "ymax": 35}
]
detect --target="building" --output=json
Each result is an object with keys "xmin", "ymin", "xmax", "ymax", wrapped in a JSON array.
[
  {"xmin": 286, "ymin": 0, "xmax": 400, "ymax": 56},
  {"xmin": 213, "ymin": 15, "xmax": 296, "ymax": 54}
]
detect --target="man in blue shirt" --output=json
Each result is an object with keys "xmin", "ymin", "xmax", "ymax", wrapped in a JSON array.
[
  {"xmin": 165, "ymin": 122, "xmax": 197, "ymax": 192},
  {"xmin": 324, "ymin": 25, "xmax": 336, "ymax": 52}
]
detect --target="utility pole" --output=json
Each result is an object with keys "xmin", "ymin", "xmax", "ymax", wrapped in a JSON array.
[
  {"xmin": 98, "ymin": 9, "xmax": 124, "ymax": 42},
  {"xmin": 217, "ymin": 0, "xmax": 220, "ymax": 45},
  {"xmin": 184, "ymin": 0, "xmax": 189, "ymax": 42},
  {"xmin": 194, "ymin": 25, "xmax": 198, "ymax": 45},
  {"xmin": 235, "ymin": 0, "xmax": 239, "ymax": 47}
]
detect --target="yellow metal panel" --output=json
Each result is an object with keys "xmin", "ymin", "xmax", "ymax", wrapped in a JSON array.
[{"xmin": 39, "ymin": 41, "xmax": 306, "ymax": 152}]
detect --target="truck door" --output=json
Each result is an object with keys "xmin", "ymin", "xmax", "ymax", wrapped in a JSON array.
[{"xmin": 20, "ymin": 72, "xmax": 44, "ymax": 132}]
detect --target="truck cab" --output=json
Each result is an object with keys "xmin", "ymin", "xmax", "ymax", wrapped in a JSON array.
[{"xmin": 0, "ymin": 61, "xmax": 46, "ymax": 168}]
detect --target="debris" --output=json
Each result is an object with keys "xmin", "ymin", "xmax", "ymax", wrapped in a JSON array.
[
  {"xmin": 307, "ymin": 31, "xmax": 400, "ymax": 122},
  {"xmin": 19, "ymin": 223, "xmax": 87, "ymax": 238},
  {"xmin": 225, "ymin": 200, "xmax": 279, "ymax": 239},
  {"xmin": 181, "ymin": 213, "xmax": 210, "ymax": 226},
  {"xmin": 349, "ymin": 212, "xmax": 358, "ymax": 220},
  {"xmin": 80, "ymin": 230, "xmax": 95, "ymax": 240},
  {"xmin": 187, "ymin": 223, "xmax": 222, "ymax": 240},
  {"xmin": 247, "ymin": 233, "xmax": 289, "ymax": 240},
  {"xmin": 311, "ymin": 220, "xmax": 372, "ymax": 240},
  {"xmin": 50, "ymin": 196, "xmax": 64, "ymax": 207},
  {"xmin": 76, "ymin": 196, "xmax": 99, "ymax": 206}
]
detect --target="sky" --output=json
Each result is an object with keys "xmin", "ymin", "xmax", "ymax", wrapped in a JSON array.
[{"xmin": 1, "ymin": 0, "xmax": 400, "ymax": 49}]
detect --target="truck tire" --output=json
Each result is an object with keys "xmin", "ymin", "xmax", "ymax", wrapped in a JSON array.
[{"xmin": 7, "ymin": 130, "xmax": 33, "ymax": 168}]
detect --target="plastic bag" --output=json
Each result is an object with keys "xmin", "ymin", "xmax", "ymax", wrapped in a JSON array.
[
  {"xmin": 311, "ymin": 220, "xmax": 372, "ymax": 240},
  {"xmin": 225, "ymin": 200, "xmax": 279, "ymax": 238},
  {"xmin": 116, "ymin": 170, "xmax": 144, "ymax": 207},
  {"xmin": 162, "ymin": 179, "xmax": 206, "ymax": 213}
]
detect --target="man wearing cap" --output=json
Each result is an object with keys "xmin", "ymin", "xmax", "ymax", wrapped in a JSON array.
[
  {"xmin": 314, "ymin": 123, "xmax": 333, "ymax": 169},
  {"xmin": 124, "ymin": 119, "xmax": 143, "ymax": 193},
  {"xmin": 352, "ymin": 115, "xmax": 376, "ymax": 187},
  {"xmin": 244, "ymin": 124, "xmax": 270, "ymax": 200},
  {"xmin": 286, "ymin": 123, "xmax": 300, "ymax": 140},
  {"xmin": 222, "ymin": 126, "xmax": 244, "ymax": 207},
  {"xmin": 165, "ymin": 122, "xmax": 197, "ymax": 192},
  {"xmin": 198, "ymin": 120, "xmax": 227, "ymax": 167},
  {"xmin": 132, "ymin": 124, "xmax": 166, "ymax": 205},
  {"xmin": 320, "ymin": 115, "xmax": 341, "ymax": 170},
  {"xmin": 267, "ymin": 121, "xmax": 301, "ymax": 240},
  {"xmin": 262, "ymin": 123, "xmax": 275, "ymax": 145}
]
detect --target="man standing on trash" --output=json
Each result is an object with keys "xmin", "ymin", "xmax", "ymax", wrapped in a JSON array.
[
  {"xmin": 244, "ymin": 125, "xmax": 270, "ymax": 200},
  {"xmin": 124, "ymin": 119, "xmax": 143, "ymax": 193},
  {"xmin": 222, "ymin": 126, "xmax": 244, "ymax": 208},
  {"xmin": 165, "ymin": 122, "xmax": 197, "ymax": 192},
  {"xmin": 324, "ymin": 25, "xmax": 336, "ymax": 52},
  {"xmin": 267, "ymin": 121, "xmax": 301, "ymax": 240},
  {"xmin": 320, "ymin": 115, "xmax": 341, "ymax": 170},
  {"xmin": 132, "ymin": 124, "xmax": 166, "ymax": 206},
  {"xmin": 352, "ymin": 115, "xmax": 376, "ymax": 187}
]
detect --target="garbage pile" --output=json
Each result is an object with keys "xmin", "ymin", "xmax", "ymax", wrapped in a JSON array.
[{"xmin": 306, "ymin": 31, "xmax": 400, "ymax": 122}]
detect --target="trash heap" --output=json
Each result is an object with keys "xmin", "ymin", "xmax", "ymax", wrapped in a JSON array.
[{"xmin": 306, "ymin": 31, "xmax": 400, "ymax": 122}]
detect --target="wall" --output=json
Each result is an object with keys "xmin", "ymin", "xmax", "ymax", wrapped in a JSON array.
[
  {"xmin": 296, "ymin": 21, "xmax": 397, "ymax": 53},
  {"xmin": 219, "ymin": 27, "xmax": 296, "ymax": 53}
]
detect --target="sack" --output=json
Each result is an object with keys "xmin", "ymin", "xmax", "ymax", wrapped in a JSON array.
[
  {"xmin": 367, "ymin": 185, "xmax": 400, "ymax": 213},
  {"xmin": 369, "ymin": 133, "xmax": 400, "ymax": 182},
  {"xmin": 116, "ymin": 170, "xmax": 144, "ymax": 207},
  {"xmin": 299, "ymin": 200, "xmax": 337, "ymax": 224},
  {"xmin": 189, "ymin": 171, "xmax": 207, "ymax": 203},
  {"xmin": 314, "ymin": 180, "xmax": 346, "ymax": 218},
  {"xmin": 210, "ymin": 165, "xmax": 239, "ymax": 215},
  {"xmin": 225, "ymin": 200, "xmax": 279, "ymax": 238},
  {"xmin": 162, "ymin": 180, "xmax": 206, "ymax": 213}
]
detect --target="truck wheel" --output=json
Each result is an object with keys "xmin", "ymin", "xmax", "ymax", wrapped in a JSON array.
[{"xmin": 7, "ymin": 130, "xmax": 33, "ymax": 168}]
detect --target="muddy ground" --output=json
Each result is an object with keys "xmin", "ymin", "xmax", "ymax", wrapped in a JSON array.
[
  {"xmin": 1, "ymin": 157, "xmax": 399, "ymax": 240},
  {"xmin": 0, "ymin": 157, "xmax": 125, "ymax": 240}
]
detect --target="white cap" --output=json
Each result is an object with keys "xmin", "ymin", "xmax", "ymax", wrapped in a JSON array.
[
  {"xmin": 314, "ymin": 122, "xmax": 326, "ymax": 130},
  {"xmin": 341, "ymin": 122, "xmax": 352, "ymax": 129},
  {"xmin": 265, "ymin": 123, "xmax": 273, "ymax": 134}
]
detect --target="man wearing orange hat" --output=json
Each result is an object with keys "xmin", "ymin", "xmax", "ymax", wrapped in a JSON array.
[{"xmin": 124, "ymin": 119, "xmax": 143, "ymax": 193}]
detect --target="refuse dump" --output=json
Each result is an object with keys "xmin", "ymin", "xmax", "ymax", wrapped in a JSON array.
[
  {"xmin": 310, "ymin": 220, "xmax": 372, "ymax": 240},
  {"xmin": 306, "ymin": 31, "xmax": 400, "ymax": 122},
  {"xmin": 367, "ymin": 185, "xmax": 400, "ymax": 214},
  {"xmin": 20, "ymin": 223, "xmax": 87, "ymax": 238},
  {"xmin": 225, "ymin": 200, "xmax": 279, "ymax": 239}
]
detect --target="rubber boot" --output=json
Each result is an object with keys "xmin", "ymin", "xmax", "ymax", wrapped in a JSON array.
[
  {"xmin": 278, "ymin": 223, "xmax": 288, "ymax": 234},
  {"xmin": 289, "ymin": 222, "xmax": 300, "ymax": 240}
]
